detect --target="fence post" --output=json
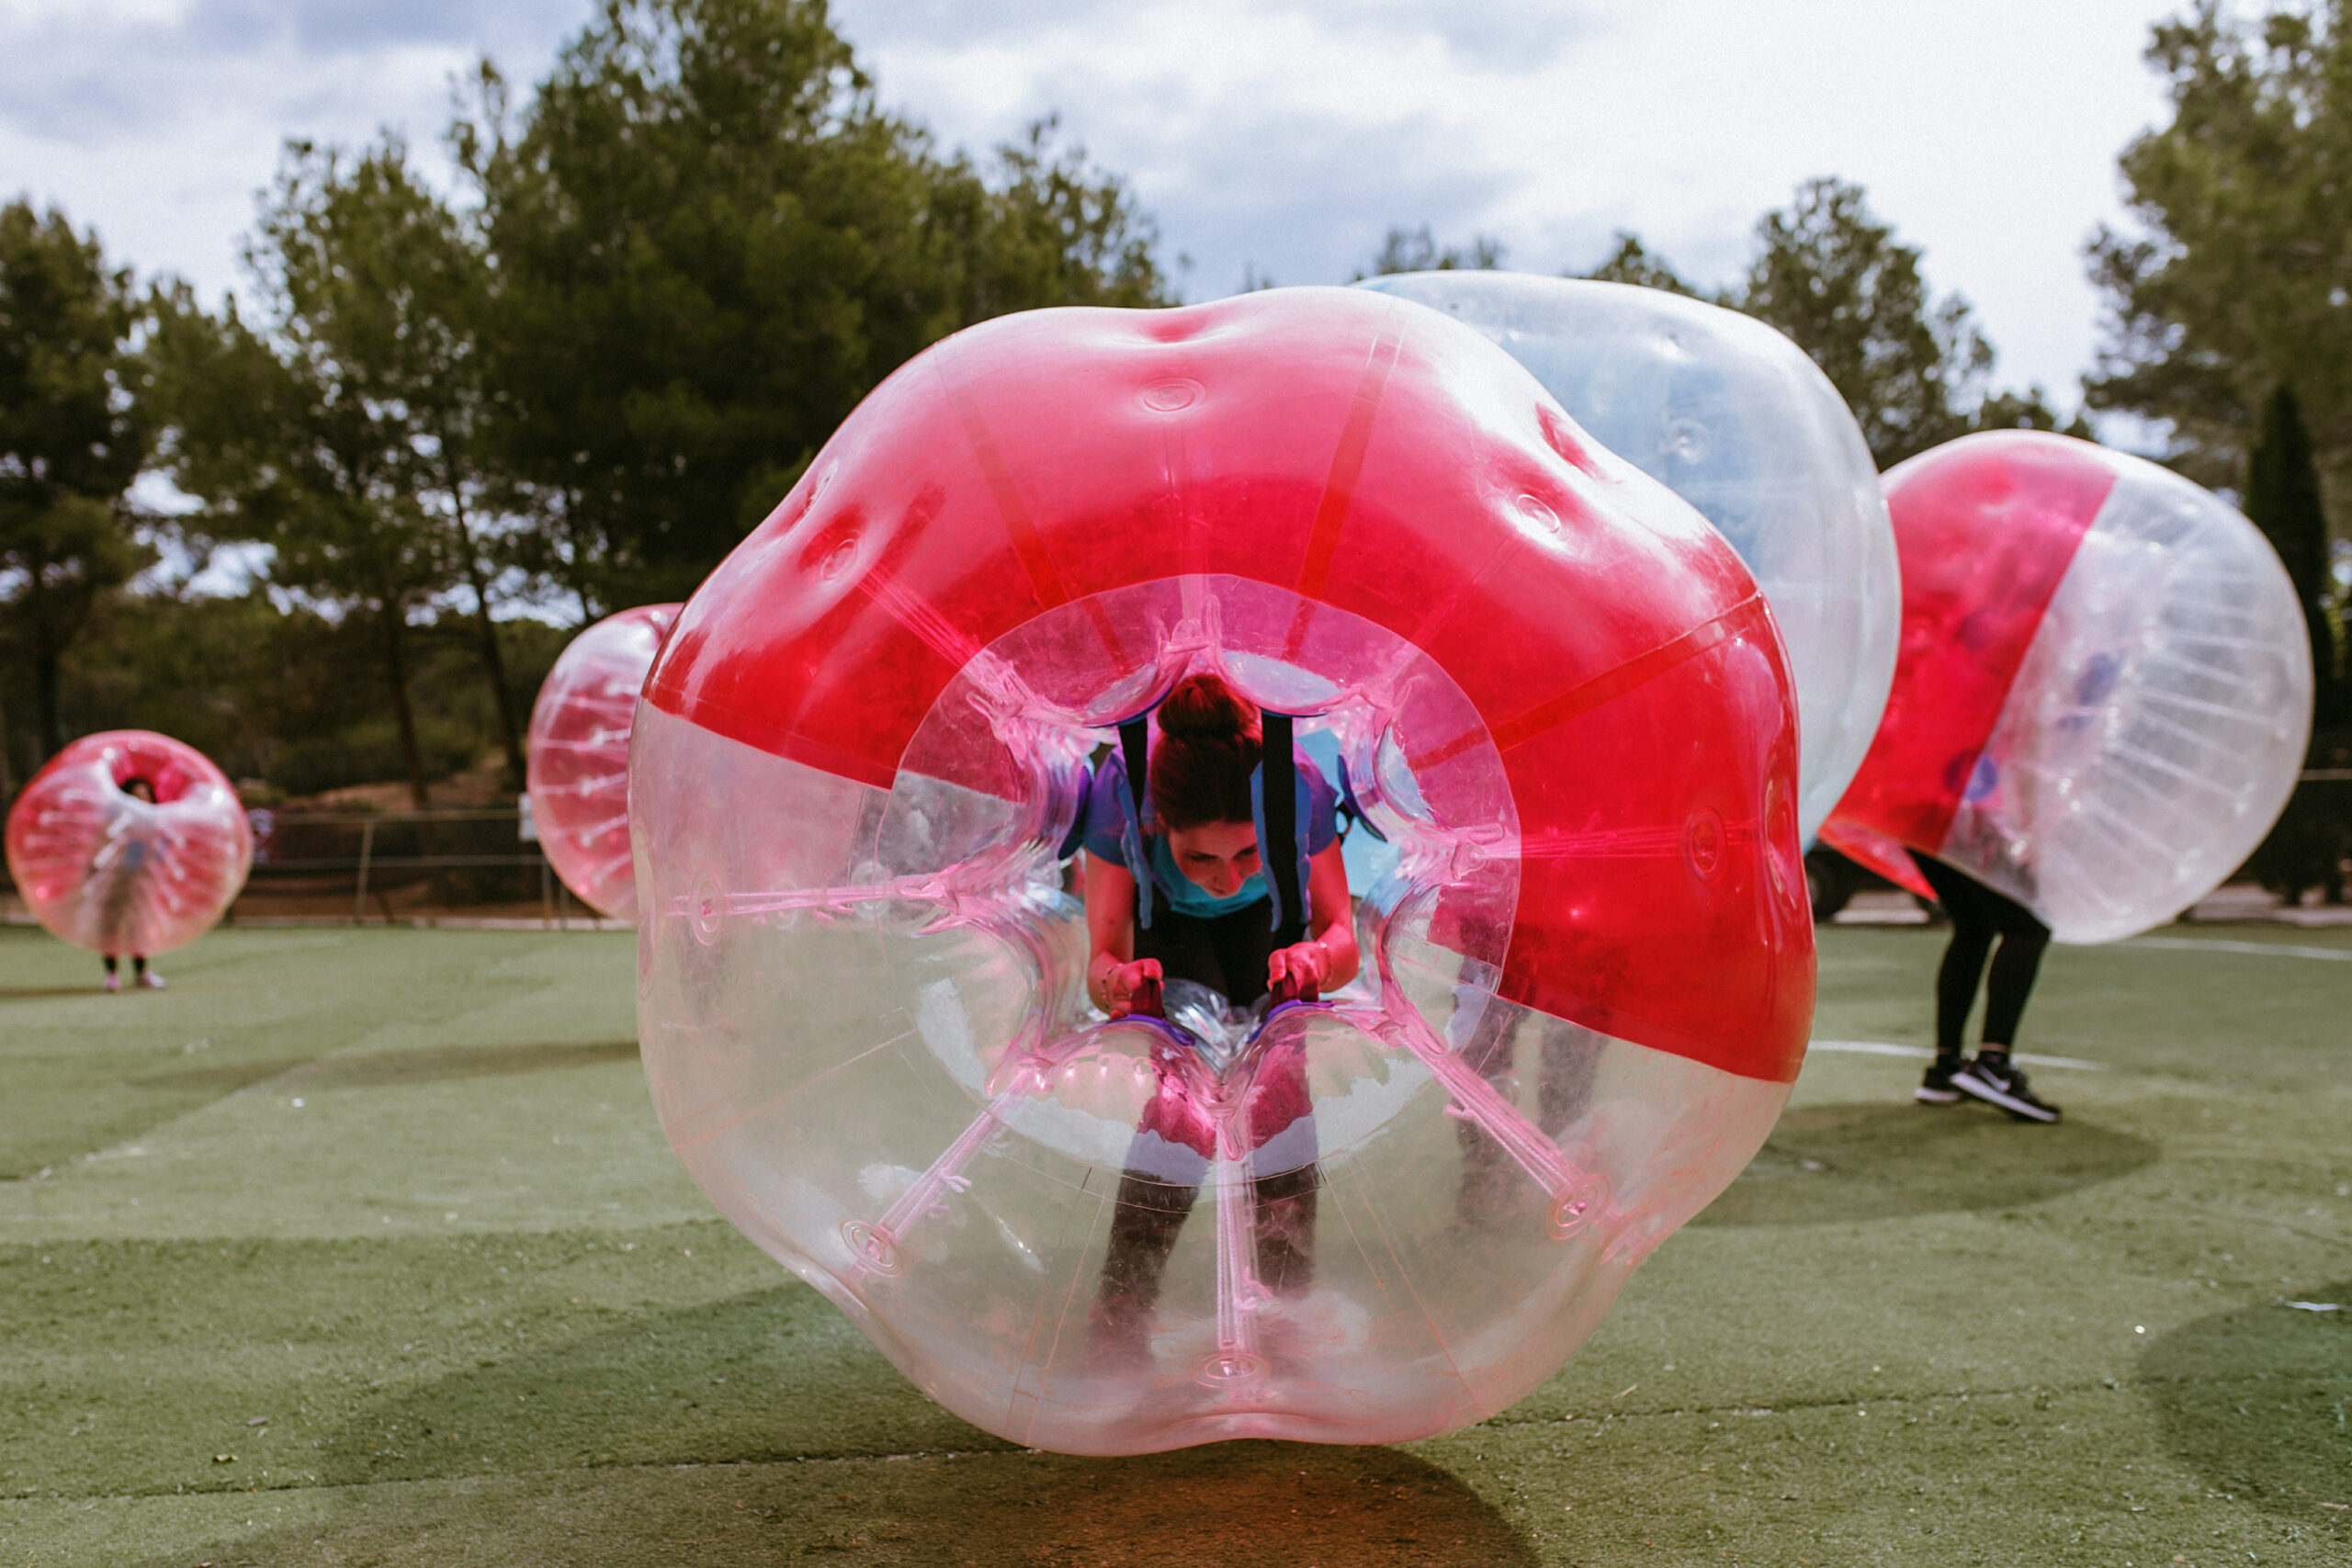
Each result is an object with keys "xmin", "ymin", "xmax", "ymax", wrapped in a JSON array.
[{"xmin": 353, "ymin": 818, "xmax": 375, "ymax": 924}]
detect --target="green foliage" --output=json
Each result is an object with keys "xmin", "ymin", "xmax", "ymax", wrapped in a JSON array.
[
  {"xmin": 1577, "ymin": 231, "xmax": 1699, "ymax": 296},
  {"xmin": 267, "ymin": 720, "xmax": 479, "ymax": 798},
  {"xmin": 2087, "ymin": 1, "xmax": 2352, "ymax": 507},
  {"xmin": 458, "ymin": 0, "xmax": 1167, "ymax": 609},
  {"xmin": 148, "ymin": 139, "xmax": 545, "ymax": 802},
  {"xmin": 149, "ymin": 147, "xmax": 458, "ymax": 609},
  {"xmin": 0, "ymin": 201, "xmax": 148, "ymax": 767},
  {"xmin": 40, "ymin": 585, "xmax": 569, "ymax": 796},
  {"xmin": 1738, "ymin": 177, "xmax": 1993, "ymax": 468},
  {"xmin": 1355, "ymin": 223, "xmax": 1506, "ymax": 280},
  {"xmin": 2089, "ymin": 3, "xmax": 2350, "ymax": 858},
  {"xmin": 1575, "ymin": 185, "xmax": 2085, "ymax": 470},
  {"xmin": 1972, "ymin": 388, "xmax": 2097, "ymax": 439}
]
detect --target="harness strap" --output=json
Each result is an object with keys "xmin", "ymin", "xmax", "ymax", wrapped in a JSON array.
[
  {"xmin": 1117, "ymin": 715, "xmax": 1155, "ymax": 928},
  {"xmin": 1261, "ymin": 711, "xmax": 1305, "ymax": 937}
]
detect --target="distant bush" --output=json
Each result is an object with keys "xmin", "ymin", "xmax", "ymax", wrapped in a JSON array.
[
  {"xmin": 267, "ymin": 721, "xmax": 476, "ymax": 797},
  {"xmin": 2242, "ymin": 727, "xmax": 2351, "ymax": 907}
]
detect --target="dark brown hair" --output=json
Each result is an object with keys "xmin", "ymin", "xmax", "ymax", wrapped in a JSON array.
[{"xmin": 1148, "ymin": 673, "xmax": 1261, "ymax": 831}]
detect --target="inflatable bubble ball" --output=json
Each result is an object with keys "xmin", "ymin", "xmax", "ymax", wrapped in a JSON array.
[
  {"xmin": 526, "ymin": 603, "xmax": 682, "ymax": 922},
  {"xmin": 6, "ymin": 730, "xmax": 253, "ymax": 957},
  {"xmin": 1359, "ymin": 271, "xmax": 1900, "ymax": 843},
  {"xmin": 630, "ymin": 286, "xmax": 1816, "ymax": 1455},
  {"xmin": 1824, "ymin": 430, "xmax": 2312, "ymax": 941}
]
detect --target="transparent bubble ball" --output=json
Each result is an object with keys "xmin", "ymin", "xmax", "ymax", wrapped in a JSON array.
[
  {"xmin": 1825, "ymin": 431, "xmax": 2313, "ymax": 941},
  {"xmin": 1359, "ymin": 272, "xmax": 1901, "ymax": 843},
  {"xmin": 5, "ymin": 730, "xmax": 253, "ymax": 956},
  {"xmin": 630, "ymin": 288, "xmax": 1815, "ymax": 1455},
  {"xmin": 526, "ymin": 604, "xmax": 681, "ymax": 921}
]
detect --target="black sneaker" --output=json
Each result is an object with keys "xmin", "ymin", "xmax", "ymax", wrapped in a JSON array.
[
  {"xmin": 1951, "ymin": 1055, "xmax": 2061, "ymax": 1122},
  {"xmin": 1916, "ymin": 1057, "xmax": 1963, "ymax": 1105}
]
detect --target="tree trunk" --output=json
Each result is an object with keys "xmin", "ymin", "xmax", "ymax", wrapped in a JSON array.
[
  {"xmin": 379, "ymin": 600, "xmax": 430, "ymax": 807},
  {"xmin": 450, "ymin": 488, "xmax": 527, "ymax": 788},
  {"xmin": 567, "ymin": 490, "xmax": 605, "ymax": 625},
  {"xmin": 0, "ymin": 683, "xmax": 17, "ymax": 799},
  {"xmin": 31, "ymin": 639, "xmax": 62, "ymax": 763},
  {"xmin": 468, "ymin": 561, "xmax": 527, "ymax": 788}
]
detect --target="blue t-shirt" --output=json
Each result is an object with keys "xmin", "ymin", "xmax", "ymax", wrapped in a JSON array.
[{"xmin": 1080, "ymin": 748, "xmax": 1339, "ymax": 919}]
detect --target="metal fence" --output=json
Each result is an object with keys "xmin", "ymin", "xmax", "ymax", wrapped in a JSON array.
[
  {"xmin": 234, "ymin": 805, "xmax": 603, "ymax": 927},
  {"xmin": 10, "ymin": 773, "xmax": 2351, "ymax": 931}
]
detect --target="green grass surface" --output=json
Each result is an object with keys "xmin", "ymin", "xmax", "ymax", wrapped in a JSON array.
[{"xmin": 1, "ymin": 921, "xmax": 2346, "ymax": 1566}]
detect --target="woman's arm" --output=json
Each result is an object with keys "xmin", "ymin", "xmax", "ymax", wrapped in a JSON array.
[
  {"xmin": 1268, "ymin": 840, "xmax": 1360, "ymax": 999},
  {"xmin": 1082, "ymin": 852, "xmax": 1159, "ymax": 1017}
]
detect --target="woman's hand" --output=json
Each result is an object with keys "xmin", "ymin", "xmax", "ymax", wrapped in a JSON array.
[
  {"xmin": 1100, "ymin": 957, "xmax": 1163, "ymax": 1019},
  {"xmin": 1267, "ymin": 940, "xmax": 1329, "ymax": 1005}
]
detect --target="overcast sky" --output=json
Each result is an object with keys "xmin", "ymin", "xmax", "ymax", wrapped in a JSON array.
[{"xmin": 2, "ymin": 0, "xmax": 2193, "ymax": 414}]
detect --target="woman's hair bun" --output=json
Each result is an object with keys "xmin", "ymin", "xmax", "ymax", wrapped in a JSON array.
[
  {"xmin": 1148, "ymin": 673, "xmax": 1261, "ymax": 831},
  {"xmin": 1156, "ymin": 673, "xmax": 1256, "ymax": 741}
]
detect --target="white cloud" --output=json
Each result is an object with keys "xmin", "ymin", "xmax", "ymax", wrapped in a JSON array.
[
  {"xmin": 835, "ymin": 0, "xmax": 2182, "ymax": 405},
  {"xmin": 1, "ymin": 0, "xmax": 2184, "ymax": 407},
  {"xmin": 0, "ymin": 0, "xmax": 576, "ymax": 303}
]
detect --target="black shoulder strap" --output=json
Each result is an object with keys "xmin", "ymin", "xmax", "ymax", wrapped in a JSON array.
[
  {"xmin": 1261, "ymin": 711, "xmax": 1304, "ymax": 942},
  {"xmin": 1117, "ymin": 715, "xmax": 1154, "ymax": 926},
  {"xmin": 1118, "ymin": 716, "xmax": 1152, "ymax": 832}
]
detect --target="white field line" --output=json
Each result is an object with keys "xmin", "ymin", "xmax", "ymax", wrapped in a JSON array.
[
  {"xmin": 2123, "ymin": 936, "xmax": 2352, "ymax": 963},
  {"xmin": 1808, "ymin": 1040, "xmax": 2109, "ymax": 1072}
]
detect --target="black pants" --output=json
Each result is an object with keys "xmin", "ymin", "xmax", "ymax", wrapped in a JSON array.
[
  {"xmin": 1911, "ymin": 852, "xmax": 2051, "ymax": 1057},
  {"xmin": 1453, "ymin": 1003, "xmax": 1600, "ymax": 1224},
  {"xmin": 1132, "ymin": 896, "xmax": 1290, "ymax": 1007},
  {"xmin": 1097, "ymin": 897, "xmax": 1317, "ymax": 1343}
]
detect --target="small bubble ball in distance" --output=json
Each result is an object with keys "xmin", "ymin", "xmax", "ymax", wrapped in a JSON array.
[
  {"xmin": 1359, "ymin": 271, "xmax": 1901, "ymax": 844},
  {"xmin": 526, "ymin": 604, "xmax": 681, "ymax": 923},
  {"xmin": 1823, "ymin": 430, "xmax": 2312, "ymax": 941},
  {"xmin": 5, "ymin": 729, "xmax": 253, "ymax": 956}
]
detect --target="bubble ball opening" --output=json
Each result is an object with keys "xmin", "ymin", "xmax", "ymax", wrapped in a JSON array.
[
  {"xmin": 526, "ymin": 603, "xmax": 683, "ymax": 922},
  {"xmin": 629, "ymin": 288, "xmax": 1815, "ymax": 1455},
  {"xmin": 4, "ymin": 729, "xmax": 253, "ymax": 958},
  {"xmin": 1824, "ymin": 430, "xmax": 2314, "ymax": 942}
]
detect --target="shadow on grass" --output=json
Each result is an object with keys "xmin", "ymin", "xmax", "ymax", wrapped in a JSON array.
[
  {"xmin": 0, "ymin": 985, "xmax": 112, "ymax": 1000},
  {"xmin": 1690, "ymin": 1100, "xmax": 2159, "ymax": 1226},
  {"xmin": 308, "ymin": 1285, "xmax": 989, "ymax": 1485},
  {"xmin": 154, "ymin": 1285, "xmax": 1533, "ymax": 1567},
  {"xmin": 1, "ymin": 1039, "xmax": 640, "ymax": 1180},
  {"xmin": 266, "ymin": 1037, "xmax": 636, "ymax": 1091},
  {"xmin": 146, "ymin": 1443, "xmax": 1533, "ymax": 1568},
  {"xmin": 122, "ymin": 1056, "xmax": 322, "ymax": 1095},
  {"xmin": 2140, "ymin": 1280, "xmax": 2352, "ymax": 1519},
  {"xmin": 130, "ymin": 1039, "xmax": 639, "ymax": 1096}
]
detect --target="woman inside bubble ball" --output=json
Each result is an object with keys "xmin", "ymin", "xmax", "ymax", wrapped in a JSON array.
[
  {"xmin": 99, "ymin": 776, "xmax": 166, "ymax": 994},
  {"xmin": 1080, "ymin": 673, "xmax": 1358, "ymax": 1365}
]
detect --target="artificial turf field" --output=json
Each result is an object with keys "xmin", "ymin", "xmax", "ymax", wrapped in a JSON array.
[{"xmin": 0, "ymin": 922, "xmax": 2345, "ymax": 1568}]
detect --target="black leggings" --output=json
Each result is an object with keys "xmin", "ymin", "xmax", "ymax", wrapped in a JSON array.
[
  {"xmin": 1097, "ymin": 897, "xmax": 1317, "ymax": 1339},
  {"xmin": 1453, "ymin": 1003, "xmax": 1601, "ymax": 1225},
  {"xmin": 1911, "ymin": 852, "xmax": 2051, "ymax": 1057}
]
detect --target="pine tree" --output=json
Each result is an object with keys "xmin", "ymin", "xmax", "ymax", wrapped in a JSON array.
[{"xmin": 2245, "ymin": 385, "xmax": 2340, "ymax": 729}]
